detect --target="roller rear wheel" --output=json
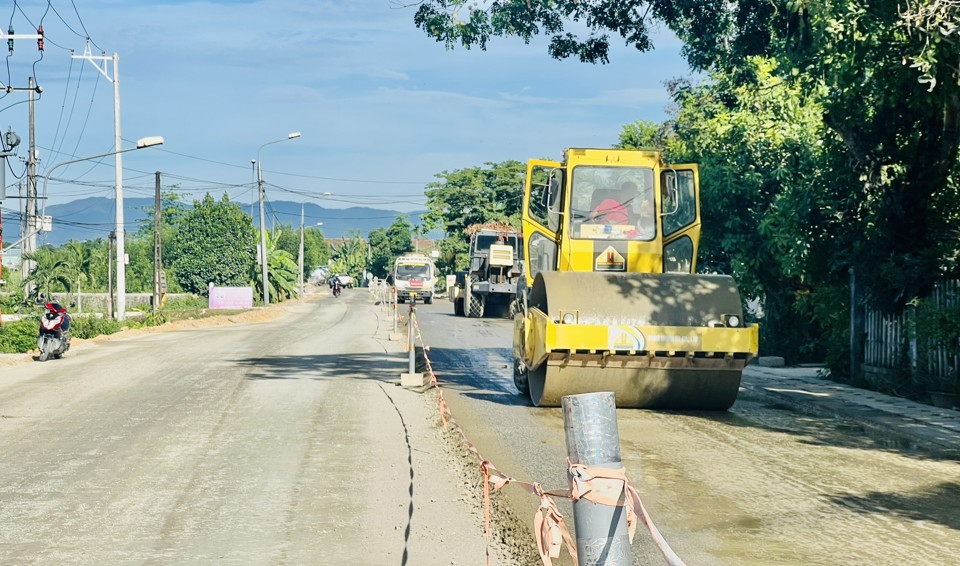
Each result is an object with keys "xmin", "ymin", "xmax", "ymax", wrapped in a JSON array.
[{"xmin": 467, "ymin": 293, "xmax": 485, "ymax": 318}]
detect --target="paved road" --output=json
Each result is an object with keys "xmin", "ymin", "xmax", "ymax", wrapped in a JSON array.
[
  {"xmin": 412, "ymin": 299, "xmax": 960, "ymax": 566},
  {"xmin": 0, "ymin": 291, "xmax": 501, "ymax": 566},
  {"xmin": 3, "ymin": 291, "xmax": 959, "ymax": 566}
]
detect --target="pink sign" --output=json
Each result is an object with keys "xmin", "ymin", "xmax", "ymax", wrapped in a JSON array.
[{"xmin": 208, "ymin": 286, "xmax": 254, "ymax": 309}]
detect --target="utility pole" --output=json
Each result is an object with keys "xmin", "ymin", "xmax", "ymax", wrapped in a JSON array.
[
  {"xmin": 23, "ymin": 77, "xmax": 37, "ymax": 295},
  {"xmin": 250, "ymin": 160, "xmax": 256, "ymax": 218},
  {"xmin": 299, "ymin": 203, "xmax": 305, "ymax": 298},
  {"xmin": 153, "ymin": 172, "xmax": 162, "ymax": 313},
  {"xmin": 74, "ymin": 43, "xmax": 127, "ymax": 319},
  {"xmin": 0, "ymin": 27, "xmax": 42, "ymax": 294},
  {"xmin": 0, "ymin": 127, "xmax": 22, "ymax": 324},
  {"xmin": 107, "ymin": 231, "xmax": 115, "ymax": 319},
  {"xmin": 258, "ymin": 162, "xmax": 269, "ymax": 305}
]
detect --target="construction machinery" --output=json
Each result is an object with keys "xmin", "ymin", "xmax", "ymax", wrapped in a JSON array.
[
  {"xmin": 449, "ymin": 224, "xmax": 524, "ymax": 318},
  {"xmin": 512, "ymin": 148, "xmax": 759, "ymax": 409}
]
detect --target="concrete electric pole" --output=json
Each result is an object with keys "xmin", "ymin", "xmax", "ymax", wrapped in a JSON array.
[{"xmin": 74, "ymin": 42, "xmax": 127, "ymax": 319}]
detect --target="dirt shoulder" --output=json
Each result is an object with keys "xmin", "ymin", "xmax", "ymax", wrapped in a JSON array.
[{"xmin": 0, "ymin": 295, "xmax": 315, "ymax": 367}]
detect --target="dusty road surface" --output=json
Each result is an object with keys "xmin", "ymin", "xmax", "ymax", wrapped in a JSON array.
[
  {"xmin": 4, "ymin": 288, "xmax": 959, "ymax": 566},
  {"xmin": 412, "ymin": 300, "xmax": 960, "ymax": 566},
  {"xmin": 0, "ymin": 290, "xmax": 522, "ymax": 565}
]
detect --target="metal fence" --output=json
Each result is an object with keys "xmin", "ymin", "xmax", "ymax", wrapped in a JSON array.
[{"xmin": 863, "ymin": 280, "xmax": 960, "ymax": 379}]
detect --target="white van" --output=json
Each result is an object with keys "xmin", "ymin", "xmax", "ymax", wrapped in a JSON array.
[{"xmin": 393, "ymin": 254, "xmax": 437, "ymax": 304}]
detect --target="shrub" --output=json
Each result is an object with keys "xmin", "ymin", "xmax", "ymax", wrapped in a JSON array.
[
  {"xmin": 70, "ymin": 315, "xmax": 123, "ymax": 339},
  {"xmin": 0, "ymin": 318, "xmax": 40, "ymax": 353}
]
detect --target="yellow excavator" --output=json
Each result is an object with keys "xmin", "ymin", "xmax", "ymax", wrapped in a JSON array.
[{"xmin": 512, "ymin": 148, "xmax": 759, "ymax": 409}]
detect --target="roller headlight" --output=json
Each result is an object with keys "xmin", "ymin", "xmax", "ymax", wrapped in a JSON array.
[
  {"xmin": 722, "ymin": 314, "xmax": 741, "ymax": 328},
  {"xmin": 561, "ymin": 311, "xmax": 577, "ymax": 324}
]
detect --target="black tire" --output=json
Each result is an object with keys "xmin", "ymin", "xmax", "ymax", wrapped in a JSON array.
[
  {"xmin": 38, "ymin": 339, "xmax": 50, "ymax": 362},
  {"xmin": 467, "ymin": 293, "xmax": 485, "ymax": 318},
  {"xmin": 454, "ymin": 297, "xmax": 464, "ymax": 316},
  {"xmin": 425, "ymin": 295, "xmax": 433, "ymax": 305}
]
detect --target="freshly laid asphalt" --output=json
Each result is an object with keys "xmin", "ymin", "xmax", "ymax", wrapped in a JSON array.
[{"xmin": 740, "ymin": 364, "xmax": 960, "ymax": 453}]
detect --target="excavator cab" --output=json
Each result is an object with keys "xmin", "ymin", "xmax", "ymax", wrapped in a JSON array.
[{"xmin": 513, "ymin": 148, "xmax": 759, "ymax": 409}]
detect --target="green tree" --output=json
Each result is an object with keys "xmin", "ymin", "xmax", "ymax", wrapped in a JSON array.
[
  {"xmin": 124, "ymin": 239, "xmax": 156, "ymax": 295},
  {"xmin": 368, "ymin": 227, "xmax": 391, "ymax": 278},
  {"xmin": 23, "ymin": 247, "xmax": 71, "ymax": 302},
  {"xmin": 274, "ymin": 223, "xmax": 300, "ymax": 261},
  {"xmin": 59, "ymin": 240, "xmax": 93, "ymax": 313},
  {"xmin": 667, "ymin": 57, "xmax": 833, "ymax": 363},
  {"xmin": 615, "ymin": 120, "xmax": 669, "ymax": 150},
  {"xmin": 369, "ymin": 216, "xmax": 415, "ymax": 278},
  {"xmin": 422, "ymin": 160, "xmax": 524, "ymax": 273},
  {"xmin": 329, "ymin": 232, "xmax": 369, "ymax": 282},
  {"xmin": 136, "ymin": 190, "xmax": 187, "ymax": 238},
  {"xmin": 249, "ymin": 228, "xmax": 300, "ymax": 301},
  {"xmin": 413, "ymin": 0, "xmax": 960, "ymax": 310},
  {"xmin": 273, "ymin": 223, "xmax": 332, "ymax": 283},
  {"xmin": 303, "ymin": 227, "xmax": 331, "ymax": 276},
  {"xmin": 173, "ymin": 194, "xmax": 256, "ymax": 296}
]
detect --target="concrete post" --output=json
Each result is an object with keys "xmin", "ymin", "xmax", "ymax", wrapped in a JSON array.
[
  {"xmin": 408, "ymin": 301, "xmax": 416, "ymax": 373},
  {"xmin": 400, "ymin": 296, "xmax": 424, "ymax": 387},
  {"xmin": 562, "ymin": 392, "xmax": 632, "ymax": 565}
]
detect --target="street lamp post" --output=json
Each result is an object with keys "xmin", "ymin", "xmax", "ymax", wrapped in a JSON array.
[
  {"xmin": 299, "ymin": 203, "xmax": 304, "ymax": 298},
  {"xmin": 256, "ymin": 131, "xmax": 301, "ymax": 305},
  {"xmin": 38, "ymin": 136, "xmax": 163, "ymax": 316},
  {"xmin": 298, "ymin": 192, "xmax": 331, "ymax": 298}
]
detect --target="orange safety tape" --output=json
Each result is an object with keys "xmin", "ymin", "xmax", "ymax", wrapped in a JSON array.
[
  {"xmin": 410, "ymin": 314, "xmax": 680, "ymax": 566},
  {"xmin": 569, "ymin": 462, "xmax": 686, "ymax": 566}
]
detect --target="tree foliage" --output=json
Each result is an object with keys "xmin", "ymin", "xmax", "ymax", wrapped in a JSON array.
[
  {"xmin": 665, "ymin": 57, "xmax": 834, "ymax": 363},
  {"xmin": 413, "ymin": 0, "xmax": 960, "ymax": 310},
  {"xmin": 172, "ymin": 194, "xmax": 256, "ymax": 296},
  {"xmin": 329, "ymin": 232, "xmax": 370, "ymax": 282},
  {"xmin": 423, "ymin": 160, "xmax": 525, "ymax": 273},
  {"xmin": 368, "ymin": 216, "xmax": 415, "ymax": 278},
  {"xmin": 23, "ymin": 246, "xmax": 71, "ymax": 302}
]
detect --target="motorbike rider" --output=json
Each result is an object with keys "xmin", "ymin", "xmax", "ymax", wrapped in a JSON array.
[{"xmin": 330, "ymin": 273, "xmax": 343, "ymax": 294}]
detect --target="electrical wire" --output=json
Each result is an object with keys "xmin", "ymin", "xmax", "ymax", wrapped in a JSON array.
[{"xmin": 68, "ymin": 0, "xmax": 102, "ymax": 52}]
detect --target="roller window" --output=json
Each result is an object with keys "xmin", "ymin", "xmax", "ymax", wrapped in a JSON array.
[
  {"xmin": 664, "ymin": 236, "xmax": 694, "ymax": 274},
  {"xmin": 527, "ymin": 232, "xmax": 558, "ymax": 280},
  {"xmin": 662, "ymin": 170, "xmax": 698, "ymax": 236}
]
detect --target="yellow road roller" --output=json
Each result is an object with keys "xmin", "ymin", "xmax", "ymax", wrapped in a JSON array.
[{"xmin": 512, "ymin": 148, "xmax": 759, "ymax": 409}]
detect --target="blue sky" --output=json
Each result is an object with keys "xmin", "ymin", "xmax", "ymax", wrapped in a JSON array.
[{"xmin": 1, "ymin": 0, "xmax": 691, "ymax": 234}]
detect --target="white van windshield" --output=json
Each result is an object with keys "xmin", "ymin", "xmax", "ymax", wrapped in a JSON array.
[{"xmin": 395, "ymin": 263, "xmax": 430, "ymax": 280}]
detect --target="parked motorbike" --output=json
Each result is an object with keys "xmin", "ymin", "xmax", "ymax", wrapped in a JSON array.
[
  {"xmin": 37, "ymin": 302, "xmax": 72, "ymax": 362},
  {"xmin": 332, "ymin": 280, "xmax": 342, "ymax": 297}
]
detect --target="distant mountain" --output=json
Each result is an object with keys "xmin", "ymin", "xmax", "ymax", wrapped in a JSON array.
[{"xmin": 1, "ymin": 197, "xmax": 430, "ymax": 248}]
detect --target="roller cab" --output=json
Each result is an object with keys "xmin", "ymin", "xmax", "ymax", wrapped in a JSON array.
[{"xmin": 513, "ymin": 148, "xmax": 759, "ymax": 409}]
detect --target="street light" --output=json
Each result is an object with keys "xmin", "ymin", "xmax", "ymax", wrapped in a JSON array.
[
  {"xmin": 297, "ymin": 192, "xmax": 332, "ymax": 298},
  {"xmin": 38, "ymin": 136, "xmax": 164, "ymax": 318},
  {"xmin": 41, "ymin": 136, "xmax": 165, "ymax": 201},
  {"xmin": 256, "ymin": 131, "xmax": 301, "ymax": 305}
]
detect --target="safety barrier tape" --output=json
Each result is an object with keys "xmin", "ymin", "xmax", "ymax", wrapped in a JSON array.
[{"xmin": 407, "ymin": 308, "xmax": 687, "ymax": 566}]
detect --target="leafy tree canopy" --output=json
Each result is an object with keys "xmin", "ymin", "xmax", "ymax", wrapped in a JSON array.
[
  {"xmin": 172, "ymin": 194, "xmax": 256, "ymax": 295},
  {"xmin": 414, "ymin": 0, "xmax": 960, "ymax": 308},
  {"xmin": 369, "ymin": 216, "xmax": 415, "ymax": 278},
  {"xmin": 422, "ymin": 160, "xmax": 524, "ymax": 272}
]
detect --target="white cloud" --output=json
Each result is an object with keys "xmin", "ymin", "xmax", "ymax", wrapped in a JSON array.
[{"xmin": 3, "ymin": 0, "xmax": 692, "ymax": 215}]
